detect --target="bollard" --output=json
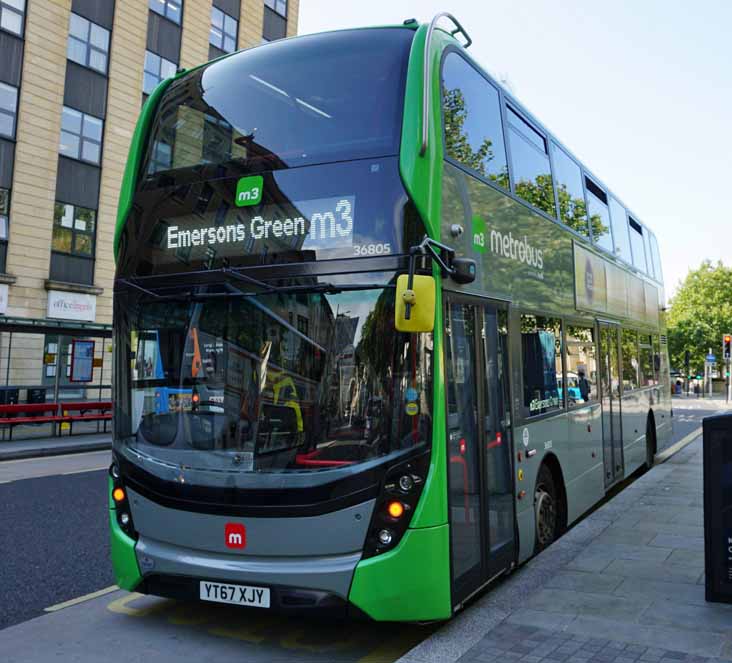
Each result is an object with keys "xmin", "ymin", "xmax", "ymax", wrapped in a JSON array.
[{"xmin": 703, "ymin": 414, "xmax": 732, "ymax": 603}]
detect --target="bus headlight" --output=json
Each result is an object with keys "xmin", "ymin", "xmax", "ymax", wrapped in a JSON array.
[{"xmin": 377, "ymin": 529, "xmax": 394, "ymax": 546}]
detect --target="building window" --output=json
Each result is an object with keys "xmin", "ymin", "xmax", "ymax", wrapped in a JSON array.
[
  {"xmin": 265, "ymin": 0, "xmax": 287, "ymax": 18},
  {"xmin": 60, "ymin": 106, "xmax": 103, "ymax": 165},
  {"xmin": 521, "ymin": 314, "xmax": 563, "ymax": 416},
  {"xmin": 210, "ymin": 6, "xmax": 238, "ymax": 54},
  {"xmin": 143, "ymin": 50, "xmax": 177, "ymax": 95},
  {"xmin": 149, "ymin": 0, "xmax": 182, "ymax": 24},
  {"xmin": 0, "ymin": 187, "xmax": 9, "ymax": 272},
  {"xmin": 0, "ymin": 0, "xmax": 25, "ymax": 37},
  {"xmin": 441, "ymin": 53, "xmax": 509, "ymax": 189},
  {"xmin": 67, "ymin": 13, "xmax": 110, "ymax": 75},
  {"xmin": 52, "ymin": 202, "xmax": 96, "ymax": 259},
  {"xmin": 147, "ymin": 140, "xmax": 172, "ymax": 173},
  {"xmin": 0, "ymin": 81, "xmax": 18, "ymax": 139},
  {"xmin": 507, "ymin": 107, "xmax": 556, "ymax": 218}
]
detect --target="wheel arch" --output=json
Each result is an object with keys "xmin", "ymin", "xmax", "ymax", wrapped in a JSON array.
[{"xmin": 538, "ymin": 452, "xmax": 568, "ymax": 532}]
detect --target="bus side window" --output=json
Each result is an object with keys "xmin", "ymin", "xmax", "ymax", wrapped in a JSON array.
[
  {"xmin": 639, "ymin": 334, "xmax": 655, "ymax": 387},
  {"xmin": 506, "ymin": 107, "xmax": 556, "ymax": 218},
  {"xmin": 621, "ymin": 329, "xmax": 639, "ymax": 391},
  {"xmin": 565, "ymin": 325, "xmax": 597, "ymax": 406},
  {"xmin": 520, "ymin": 314, "xmax": 563, "ymax": 417},
  {"xmin": 584, "ymin": 177, "xmax": 613, "ymax": 254},
  {"xmin": 441, "ymin": 52, "xmax": 509, "ymax": 190}
]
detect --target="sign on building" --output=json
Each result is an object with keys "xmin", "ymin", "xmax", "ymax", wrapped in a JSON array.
[{"xmin": 47, "ymin": 290, "xmax": 96, "ymax": 322}]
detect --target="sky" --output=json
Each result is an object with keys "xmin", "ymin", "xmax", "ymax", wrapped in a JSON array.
[{"xmin": 299, "ymin": 0, "xmax": 732, "ymax": 298}]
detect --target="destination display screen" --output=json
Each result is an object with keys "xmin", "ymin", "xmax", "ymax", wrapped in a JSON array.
[
  {"xmin": 120, "ymin": 157, "xmax": 422, "ymax": 274},
  {"xmin": 164, "ymin": 195, "xmax": 357, "ymax": 255}
]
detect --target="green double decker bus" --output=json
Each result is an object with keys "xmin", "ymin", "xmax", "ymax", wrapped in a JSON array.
[{"xmin": 109, "ymin": 13, "xmax": 671, "ymax": 621}]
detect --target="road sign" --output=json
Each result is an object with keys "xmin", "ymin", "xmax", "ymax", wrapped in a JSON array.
[{"xmin": 706, "ymin": 354, "xmax": 716, "ymax": 363}]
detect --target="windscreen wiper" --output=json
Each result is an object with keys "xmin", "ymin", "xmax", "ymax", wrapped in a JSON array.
[{"xmin": 115, "ymin": 273, "xmax": 388, "ymax": 302}]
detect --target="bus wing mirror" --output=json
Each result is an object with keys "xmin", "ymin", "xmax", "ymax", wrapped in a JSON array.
[{"xmin": 395, "ymin": 274, "xmax": 435, "ymax": 333}]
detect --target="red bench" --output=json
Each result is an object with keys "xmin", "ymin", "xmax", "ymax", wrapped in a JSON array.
[
  {"xmin": 59, "ymin": 401, "xmax": 112, "ymax": 435},
  {"xmin": 0, "ymin": 403, "xmax": 66, "ymax": 439}
]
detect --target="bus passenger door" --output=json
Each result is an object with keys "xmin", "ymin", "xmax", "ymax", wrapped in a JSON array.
[
  {"xmin": 445, "ymin": 299, "xmax": 515, "ymax": 607},
  {"xmin": 480, "ymin": 305, "xmax": 515, "ymax": 579},
  {"xmin": 599, "ymin": 323, "xmax": 624, "ymax": 486}
]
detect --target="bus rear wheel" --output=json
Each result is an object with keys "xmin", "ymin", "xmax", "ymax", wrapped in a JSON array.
[{"xmin": 534, "ymin": 464, "xmax": 560, "ymax": 552}]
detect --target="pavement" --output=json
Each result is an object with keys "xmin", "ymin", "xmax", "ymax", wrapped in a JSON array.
[
  {"xmin": 0, "ymin": 431, "xmax": 111, "ymax": 461},
  {"xmin": 397, "ymin": 399, "xmax": 732, "ymax": 663}
]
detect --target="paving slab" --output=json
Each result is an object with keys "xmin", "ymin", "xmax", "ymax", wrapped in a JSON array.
[{"xmin": 399, "ymin": 428, "xmax": 732, "ymax": 663}]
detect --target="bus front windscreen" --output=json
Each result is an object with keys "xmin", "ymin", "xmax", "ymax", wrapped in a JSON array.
[
  {"xmin": 141, "ymin": 28, "xmax": 414, "ymax": 180},
  {"xmin": 114, "ymin": 287, "xmax": 433, "ymax": 475}
]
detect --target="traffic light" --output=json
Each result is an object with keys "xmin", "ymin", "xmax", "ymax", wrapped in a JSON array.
[{"xmin": 724, "ymin": 334, "xmax": 732, "ymax": 360}]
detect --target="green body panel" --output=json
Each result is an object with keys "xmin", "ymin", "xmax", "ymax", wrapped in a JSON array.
[
  {"xmin": 349, "ymin": 25, "xmax": 460, "ymax": 614},
  {"xmin": 399, "ymin": 26, "xmax": 455, "ymax": 239},
  {"xmin": 108, "ymin": 479, "xmax": 142, "ymax": 591},
  {"xmin": 409, "ymin": 275, "xmax": 447, "ymax": 527},
  {"xmin": 397, "ymin": 27, "xmax": 460, "ymax": 529},
  {"xmin": 348, "ymin": 524, "xmax": 451, "ymax": 621}
]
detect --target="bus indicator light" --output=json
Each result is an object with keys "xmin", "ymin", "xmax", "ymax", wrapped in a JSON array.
[
  {"xmin": 112, "ymin": 487, "xmax": 125, "ymax": 503},
  {"xmin": 225, "ymin": 523, "xmax": 246, "ymax": 549},
  {"xmin": 387, "ymin": 501, "xmax": 405, "ymax": 519}
]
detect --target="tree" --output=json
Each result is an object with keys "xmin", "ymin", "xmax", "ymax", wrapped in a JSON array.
[{"xmin": 666, "ymin": 261, "xmax": 732, "ymax": 375}]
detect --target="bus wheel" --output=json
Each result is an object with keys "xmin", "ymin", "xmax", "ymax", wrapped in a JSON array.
[
  {"xmin": 645, "ymin": 415, "xmax": 657, "ymax": 469},
  {"xmin": 534, "ymin": 464, "xmax": 559, "ymax": 552}
]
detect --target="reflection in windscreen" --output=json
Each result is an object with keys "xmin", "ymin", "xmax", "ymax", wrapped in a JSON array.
[
  {"xmin": 142, "ymin": 28, "xmax": 414, "ymax": 176},
  {"xmin": 120, "ymin": 288, "xmax": 433, "ymax": 472}
]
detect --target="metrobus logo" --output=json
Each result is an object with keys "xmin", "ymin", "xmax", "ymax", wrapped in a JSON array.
[
  {"xmin": 224, "ymin": 523, "xmax": 246, "ymax": 549},
  {"xmin": 235, "ymin": 175, "xmax": 263, "ymax": 207}
]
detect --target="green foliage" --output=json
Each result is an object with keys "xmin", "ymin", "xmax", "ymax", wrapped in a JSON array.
[{"xmin": 667, "ymin": 261, "xmax": 732, "ymax": 374}]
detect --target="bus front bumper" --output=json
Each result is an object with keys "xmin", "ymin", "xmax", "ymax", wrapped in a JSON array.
[{"xmin": 133, "ymin": 535, "xmax": 366, "ymax": 616}]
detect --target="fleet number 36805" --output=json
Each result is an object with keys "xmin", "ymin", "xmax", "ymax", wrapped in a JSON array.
[{"xmin": 353, "ymin": 243, "xmax": 391, "ymax": 256}]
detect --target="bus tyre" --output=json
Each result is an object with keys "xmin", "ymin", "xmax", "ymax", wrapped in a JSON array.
[
  {"xmin": 534, "ymin": 464, "xmax": 560, "ymax": 553},
  {"xmin": 645, "ymin": 416, "xmax": 657, "ymax": 469}
]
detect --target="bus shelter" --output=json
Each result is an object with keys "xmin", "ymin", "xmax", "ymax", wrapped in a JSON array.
[{"xmin": 0, "ymin": 315, "xmax": 112, "ymax": 440}]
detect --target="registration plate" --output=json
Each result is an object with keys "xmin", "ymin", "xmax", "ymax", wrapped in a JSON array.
[{"xmin": 199, "ymin": 581, "xmax": 270, "ymax": 608}]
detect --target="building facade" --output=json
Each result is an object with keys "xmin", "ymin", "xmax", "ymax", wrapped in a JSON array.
[{"xmin": 0, "ymin": 0, "xmax": 299, "ymax": 411}]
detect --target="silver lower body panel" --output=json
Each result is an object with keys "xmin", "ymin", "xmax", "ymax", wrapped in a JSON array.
[{"xmin": 135, "ymin": 536, "xmax": 362, "ymax": 599}]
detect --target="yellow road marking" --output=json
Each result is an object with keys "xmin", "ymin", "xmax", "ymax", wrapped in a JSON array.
[
  {"xmin": 44, "ymin": 585, "xmax": 118, "ymax": 612},
  {"xmin": 356, "ymin": 630, "xmax": 431, "ymax": 663},
  {"xmin": 107, "ymin": 592, "xmax": 171, "ymax": 617}
]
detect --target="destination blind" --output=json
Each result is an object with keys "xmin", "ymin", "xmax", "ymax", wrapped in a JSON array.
[{"xmin": 164, "ymin": 195, "xmax": 356, "ymax": 255}]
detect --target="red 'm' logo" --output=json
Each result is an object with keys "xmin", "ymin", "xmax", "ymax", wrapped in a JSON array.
[{"xmin": 225, "ymin": 523, "xmax": 246, "ymax": 549}]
